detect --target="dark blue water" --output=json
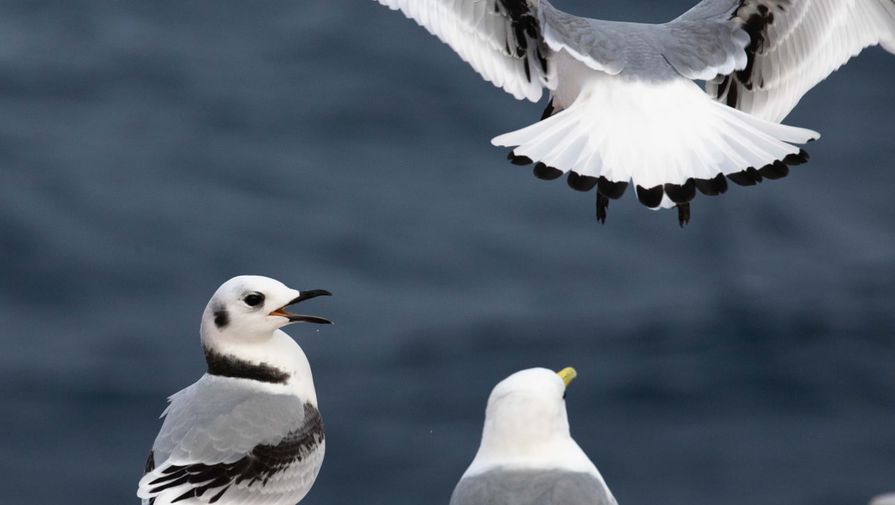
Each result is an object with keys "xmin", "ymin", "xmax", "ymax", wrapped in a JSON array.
[{"xmin": 1, "ymin": 1, "xmax": 893, "ymax": 504}]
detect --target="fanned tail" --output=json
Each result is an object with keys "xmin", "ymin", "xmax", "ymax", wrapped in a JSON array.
[{"xmin": 493, "ymin": 76, "xmax": 818, "ymax": 222}]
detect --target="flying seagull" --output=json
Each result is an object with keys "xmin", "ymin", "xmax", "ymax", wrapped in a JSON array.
[
  {"xmin": 137, "ymin": 275, "xmax": 332, "ymax": 505},
  {"xmin": 450, "ymin": 367, "xmax": 618, "ymax": 505},
  {"xmin": 371, "ymin": 0, "xmax": 895, "ymax": 225}
]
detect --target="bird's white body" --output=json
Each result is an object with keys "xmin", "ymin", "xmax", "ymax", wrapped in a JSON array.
[
  {"xmin": 137, "ymin": 276, "xmax": 331, "ymax": 505},
  {"xmin": 451, "ymin": 368, "xmax": 617, "ymax": 505}
]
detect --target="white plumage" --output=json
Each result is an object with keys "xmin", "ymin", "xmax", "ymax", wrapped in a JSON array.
[
  {"xmin": 137, "ymin": 276, "xmax": 332, "ymax": 505},
  {"xmin": 372, "ymin": 0, "xmax": 895, "ymax": 223},
  {"xmin": 450, "ymin": 367, "xmax": 617, "ymax": 505}
]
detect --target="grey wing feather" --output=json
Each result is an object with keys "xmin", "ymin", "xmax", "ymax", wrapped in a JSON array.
[
  {"xmin": 450, "ymin": 469, "xmax": 616, "ymax": 505},
  {"xmin": 661, "ymin": 0, "xmax": 750, "ymax": 80},
  {"xmin": 137, "ymin": 375, "xmax": 315, "ymax": 503},
  {"xmin": 538, "ymin": 0, "xmax": 747, "ymax": 79},
  {"xmin": 150, "ymin": 375, "xmax": 307, "ymax": 465},
  {"xmin": 373, "ymin": 0, "xmax": 554, "ymax": 101},
  {"xmin": 708, "ymin": 0, "xmax": 895, "ymax": 122}
]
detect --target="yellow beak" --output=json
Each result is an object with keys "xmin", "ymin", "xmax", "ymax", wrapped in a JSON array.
[{"xmin": 557, "ymin": 367, "xmax": 577, "ymax": 387}]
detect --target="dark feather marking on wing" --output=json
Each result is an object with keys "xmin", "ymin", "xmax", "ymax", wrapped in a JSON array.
[
  {"xmin": 567, "ymin": 171, "xmax": 598, "ymax": 192},
  {"xmin": 148, "ymin": 403, "xmax": 324, "ymax": 503},
  {"xmin": 694, "ymin": 173, "xmax": 728, "ymax": 196},
  {"xmin": 713, "ymin": 1, "xmax": 793, "ymax": 107},
  {"xmin": 597, "ymin": 177, "xmax": 628, "ymax": 200},
  {"xmin": 533, "ymin": 162, "xmax": 563, "ymax": 180},
  {"xmin": 664, "ymin": 179, "xmax": 696, "ymax": 204},
  {"xmin": 145, "ymin": 451, "xmax": 156, "ymax": 505},
  {"xmin": 726, "ymin": 148, "xmax": 808, "ymax": 187},
  {"xmin": 636, "ymin": 185, "xmax": 664, "ymax": 208},
  {"xmin": 495, "ymin": 0, "xmax": 550, "ymax": 83}
]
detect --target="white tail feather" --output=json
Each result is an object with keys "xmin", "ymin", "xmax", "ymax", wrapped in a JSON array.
[{"xmin": 493, "ymin": 76, "xmax": 819, "ymax": 208}]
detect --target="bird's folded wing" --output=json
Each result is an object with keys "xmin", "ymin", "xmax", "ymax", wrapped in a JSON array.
[
  {"xmin": 706, "ymin": 0, "xmax": 895, "ymax": 122},
  {"xmin": 153, "ymin": 377, "xmax": 309, "ymax": 464},
  {"xmin": 138, "ymin": 376, "xmax": 319, "ymax": 502},
  {"xmin": 373, "ymin": 0, "xmax": 554, "ymax": 101}
]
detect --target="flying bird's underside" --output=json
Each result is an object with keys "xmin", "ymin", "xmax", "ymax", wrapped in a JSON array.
[{"xmin": 373, "ymin": 0, "xmax": 895, "ymax": 225}]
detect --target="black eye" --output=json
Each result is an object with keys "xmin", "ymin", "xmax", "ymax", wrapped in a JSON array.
[{"xmin": 243, "ymin": 293, "xmax": 265, "ymax": 307}]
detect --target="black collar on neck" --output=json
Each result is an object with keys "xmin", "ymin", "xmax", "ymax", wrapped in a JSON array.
[{"xmin": 204, "ymin": 347, "xmax": 290, "ymax": 384}]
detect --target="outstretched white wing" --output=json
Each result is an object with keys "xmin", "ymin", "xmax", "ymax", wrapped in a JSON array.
[
  {"xmin": 373, "ymin": 0, "xmax": 555, "ymax": 101},
  {"xmin": 707, "ymin": 0, "xmax": 895, "ymax": 122}
]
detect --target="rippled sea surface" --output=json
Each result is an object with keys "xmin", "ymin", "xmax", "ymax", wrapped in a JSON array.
[{"xmin": 1, "ymin": 1, "xmax": 893, "ymax": 504}]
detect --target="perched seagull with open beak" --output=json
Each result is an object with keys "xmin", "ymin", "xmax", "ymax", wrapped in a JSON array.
[
  {"xmin": 450, "ymin": 367, "xmax": 618, "ymax": 505},
  {"xmin": 371, "ymin": 0, "xmax": 895, "ymax": 225},
  {"xmin": 137, "ymin": 275, "xmax": 332, "ymax": 505}
]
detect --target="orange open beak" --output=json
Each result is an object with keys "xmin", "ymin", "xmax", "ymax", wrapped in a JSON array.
[{"xmin": 269, "ymin": 289, "xmax": 332, "ymax": 324}]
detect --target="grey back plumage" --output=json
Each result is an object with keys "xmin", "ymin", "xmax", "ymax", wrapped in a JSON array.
[
  {"xmin": 151, "ymin": 374, "xmax": 311, "ymax": 464},
  {"xmin": 450, "ymin": 469, "xmax": 617, "ymax": 505},
  {"xmin": 539, "ymin": 0, "xmax": 747, "ymax": 80}
]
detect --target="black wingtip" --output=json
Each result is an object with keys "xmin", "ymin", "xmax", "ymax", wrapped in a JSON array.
[
  {"xmin": 694, "ymin": 173, "xmax": 728, "ymax": 196},
  {"xmin": 508, "ymin": 151, "xmax": 533, "ymax": 165},
  {"xmin": 533, "ymin": 162, "xmax": 562, "ymax": 180},
  {"xmin": 567, "ymin": 171, "xmax": 597, "ymax": 192},
  {"xmin": 597, "ymin": 177, "xmax": 628, "ymax": 200},
  {"xmin": 664, "ymin": 179, "xmax": 696, "ymax": 204},
  {"xmin": 636, "ymin": 185, "xmax": 664, "ymax": 208}
]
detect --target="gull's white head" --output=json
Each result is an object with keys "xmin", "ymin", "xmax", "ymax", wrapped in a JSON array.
[
  {"xmin": 200, "ymin": 275, "xmax": 331, "ymax": 345},
  {"xmin": 198, "ymin": 276, "xmax": 331, "ymax": 402},
  {"xmin": 464, "ymin": 367, "xmax": 596, "ymax": 476}
]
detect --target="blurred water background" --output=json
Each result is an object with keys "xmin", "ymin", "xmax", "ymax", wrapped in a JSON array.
[{"xmin": 0, "ymin": 1, "xmax": 893, "ymax": 504}]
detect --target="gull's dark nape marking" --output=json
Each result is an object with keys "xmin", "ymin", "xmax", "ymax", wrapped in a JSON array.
[
  {"xmin": 147, "ymin": 403, "xmax": 324, "ymax": 504},
  {"xmin": 204, "ymin": 348, "xmax": 291, "ymax": 384}
]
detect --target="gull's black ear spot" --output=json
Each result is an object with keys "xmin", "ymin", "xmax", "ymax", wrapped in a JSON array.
[{"xmin": 214, "ymin": 306, "xmax": 230, "ymax": 329}]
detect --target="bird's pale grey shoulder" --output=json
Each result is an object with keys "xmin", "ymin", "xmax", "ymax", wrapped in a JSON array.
[
  {"xmin": 143, "ymin": 403, "xmax": 324, "ymax": 504},
  {"xmin": 372, "ymin": 0, "xmax": 895, "ymax": 225}
]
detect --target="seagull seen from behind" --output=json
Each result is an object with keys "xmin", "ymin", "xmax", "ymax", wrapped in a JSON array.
[
  {"xmin": 137, "ymin": 275, "xmax": 332, "ymax": 505},
  {"xmin": 450, "ymin": 367, "xmax": 619, "ymax": 505},
  {"xmin": 372, "ymin": 0, "xmax": 895, "ymax": 225}
]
